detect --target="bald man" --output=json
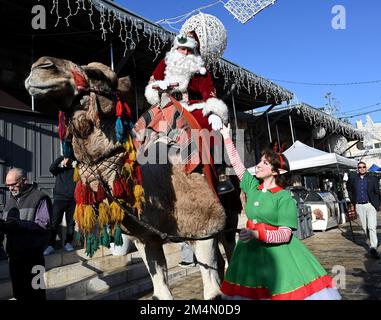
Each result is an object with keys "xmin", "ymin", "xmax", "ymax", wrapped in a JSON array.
[{"xmin": 0, "ymin": 168, "xmax": 51, "ymax": 300}]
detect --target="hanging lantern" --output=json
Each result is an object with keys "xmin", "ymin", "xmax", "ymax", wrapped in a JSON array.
[
  {"xmin": 312, "ymin": 127, "xmax": 326, "ymax": 140},
  {"xmin": 328, "ymin": 134, "xmax": 348, "ymax": 154}
]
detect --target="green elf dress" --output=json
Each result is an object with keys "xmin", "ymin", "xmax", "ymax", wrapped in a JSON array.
[{"xmin": 221, "ymin": 170, "xmax": 341, "ymax": 300}]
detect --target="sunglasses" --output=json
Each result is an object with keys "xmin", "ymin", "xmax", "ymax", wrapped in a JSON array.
[{"xmin": 358, "ymin": 166, "xmax": 366, "ymax": 169}]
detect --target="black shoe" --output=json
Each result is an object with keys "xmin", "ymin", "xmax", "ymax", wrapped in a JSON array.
[{"xmin": 369, "ymin": 248, "xmax": 380, "ymax": 259}]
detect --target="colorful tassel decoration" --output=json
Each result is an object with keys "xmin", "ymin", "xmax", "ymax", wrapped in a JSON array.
[
  {"xmin": 96, "ymin": 184, "xmax": 106, "ymax": 202},
  {"xmin": 110, "ymin": 201, "xmax": 125, "ymax": 224},
  {"xmin": 100, "ymin": 226, "xmax": 110, "ymax": 248},
  {"xmin": 62, "ymin": 139, "xmax": 74, "ymax": 159},
  {"xmin": 73, "ymin": 204, "xmax": 84, "ymax": 230},
  {"xmin": 83, "ymin": 205, "xmax": 96, "ymax": 231},
  {"xmin": 113, "ymin": 224, "xmax": 123, "ymax": 247},
  {"xmin": 73, "ymin": 166, "xmax": 80, "ymax": 182},
  {"xmin": 115, "ymin": 116, "xmax": 125, "ymax": 143},
  {"xmin": 98, "ymin": 202, "xmax": 110, "ymax": 228},
  {"xmin": 58, "ymin": 111, "xmax": 67, "ymax": 140}
]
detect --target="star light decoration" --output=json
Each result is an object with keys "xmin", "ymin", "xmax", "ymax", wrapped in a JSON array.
[
  {"xmin": 45, "ymin": 0, "xmax": 292, "ymax": 104},
  {"xmin": 224, "ymin": 0, "xmax": 277, "ymax": 24}
]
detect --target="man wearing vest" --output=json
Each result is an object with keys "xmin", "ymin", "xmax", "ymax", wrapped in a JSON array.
[
  {"xmin": 0, "ymin": 168, "xmax": 51, "ymax": 300},
  {"xmin": 346, "ymin": 161, "xmax": 381, "ymax": 259}
]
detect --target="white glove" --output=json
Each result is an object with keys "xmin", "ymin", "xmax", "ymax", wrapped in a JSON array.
[
  {"xmin": 156, "ymin": 80, "xmax": 169, "ymax": 91},
  {"xmin": 208, "ymin": 114, "xmax": 223, "ymax": 131}
]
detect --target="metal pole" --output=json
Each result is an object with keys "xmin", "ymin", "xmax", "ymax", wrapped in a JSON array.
[
  {"xmin": 289, "ymin": 114, "xmax": 295, "ymax": 143},
  {"xmin": 31, "ymin": 35, "xmax": 35, "ymax": 112},
  {"xmin": 266, "ymin": 112, "xmax": 272, "ymax": 143},
  {"xmin": 110, "ymin": 41, "xmax": 114, "ymax": 71},
  {"xmin": 132, "ymin": 55, "xmax": 139, "ymax": 122},
  {"xmin": 275, "ymin": 122, "xmax": 280, "ymax": 148},
  {"xmin": 231, "ymin": 93, "xmax": 239, "ymax": 131}
]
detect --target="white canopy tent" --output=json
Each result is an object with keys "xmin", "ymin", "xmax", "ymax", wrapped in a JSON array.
[{"xmin": 283, "ymin": 140, "xmax": 358, "ymax": 172}]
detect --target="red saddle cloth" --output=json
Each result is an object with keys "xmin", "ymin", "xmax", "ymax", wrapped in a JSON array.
[{"xmin": 133, "ymin": 97, "xmax": 219, "ymax": 197}]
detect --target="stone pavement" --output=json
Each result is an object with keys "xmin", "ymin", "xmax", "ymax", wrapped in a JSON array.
[{"xmin": 138, "ymin": 215, "xmax": 381, "ymax": 300}]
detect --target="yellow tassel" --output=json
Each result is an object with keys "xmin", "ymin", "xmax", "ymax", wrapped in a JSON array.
[
  {"xmin": 110, "ymin": 201, "xmax": 125, "ymax": 224},
  {"xmin": 133, "ymin": 185, "xmax": 145, "ymax": 217},
  {"xmin": 124, "ymin": 135, "xmax": 134, "ymax": 153},
  {"xmin": 73, "ymin": 204, "xmax": 84, "ymax": 231},
  {"xmin": 83, "ymin": 205, "xmax": 96, "ymax": 232},
  {"xmin": 73, "ymin": 166, "xmax": 80, "ymax": 182},
  {"xmin": 98, "ymin": 202, "xmax": 110, "ymax": 228},
  {"xmin": 129, "ymin": 149, "xmax": 136, "ymax": 162},
  {"xmin": 133, "ymin": 185, "xmax": 145, "ymax": 202}
]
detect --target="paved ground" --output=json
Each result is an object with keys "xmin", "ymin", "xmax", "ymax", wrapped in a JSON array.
[{"xmin": 138, "ymin": 214, "xmax": 381, "ymax": 300}]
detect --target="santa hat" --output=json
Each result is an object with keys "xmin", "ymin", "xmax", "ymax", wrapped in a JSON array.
[{"xmin": 173, "ymin": 34, "xmax": 199, "ymax": 51}]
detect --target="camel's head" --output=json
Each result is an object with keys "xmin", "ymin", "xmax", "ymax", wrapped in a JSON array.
[{"xmin": 25, "ymin": 56, "xmax": 131, "ymax": 113}]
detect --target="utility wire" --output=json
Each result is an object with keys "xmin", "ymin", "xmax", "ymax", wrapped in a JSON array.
[
  {"xmin": 155, "ymin": 0, "xmax": 224, "ymax": 25},
  {"xmin": 340, "ymin": 107, "xmax": 381, "ymax": 119},
  {"xmin": 338, "ymin": 102, "xmax": 381, "ymax": 115},
  {"xmin": 269, "ymin": 79, "xmax": 381, "ymax": 86}
]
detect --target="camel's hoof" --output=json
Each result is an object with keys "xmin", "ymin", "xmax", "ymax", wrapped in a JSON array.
[{"xmin": 152, "ymin": 295, "xmax": 159, "ymax": 300}]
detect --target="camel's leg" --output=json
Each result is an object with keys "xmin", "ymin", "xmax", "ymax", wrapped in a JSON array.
[
  {"xmin": 220, "ymin": 209, "xmax": 239, "ymax": 263},
  {"xmin": 134, "ymin": 239, "xmax": 173, "ymax": 300},
  {"xmin": 192, "ymin": 238, "xmax": 222, "ymax": 300}
]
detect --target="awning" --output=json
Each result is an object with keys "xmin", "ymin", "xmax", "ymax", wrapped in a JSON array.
[
  {"xmin": 283, "ymin": 140, "xmax": 358, "ymax": 173},
  {"xmin": 369, "ymin": 164, "xmax": 381, "ymax": 172}
]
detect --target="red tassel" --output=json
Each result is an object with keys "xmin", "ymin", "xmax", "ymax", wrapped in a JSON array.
[
  {"xmin": 74, "ymin": 181, "xmax": 84, "ymax": 204},
  {"xmin": 135, "ymin": 165, "xmax": 143, "ymax": 185},
  {"xmin": 116, "ymin": 97, "xmax": 132, "ymax": 120},
  {"xmin": 74, "ymin": 181, "xmax": 95, "ymax": 205},
  {"xmin": 83, "ymin": 184, "xmax": 95, "ymax": 205},
  {"xmin": 58, "ymin": 111, "xmax": 67, "ymax": 140},
  {"xmin": 113, "ymin": 179, "xmax": 124, "ymax": 198},
  {"xmin": 123, "ymin": 101, "xmax": 132, "ymax": 119},
  {"xmin": 120, "ymin": 177, "xmax": 130, "ymax": 197},
  {"xmin": 116, "ymin": 100, "xmax": 123, "ymax": 117},
  {"xmin": 96, "ymin": 184, "xmax": 106, "ymax": 202}
]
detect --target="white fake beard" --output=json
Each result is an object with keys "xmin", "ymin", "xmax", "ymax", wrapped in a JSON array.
[{"xmin": 164, "ymin": 49, "xmax": 205, "ymax": 92}]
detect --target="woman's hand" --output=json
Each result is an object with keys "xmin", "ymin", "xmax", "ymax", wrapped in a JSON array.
[
  {"xmin": 239, "ymin": 228, "xmax": 259, "ymax": 243},
  {"xmin": 220, "ymin": 124, "xmax": 231, "ymax": 138}
]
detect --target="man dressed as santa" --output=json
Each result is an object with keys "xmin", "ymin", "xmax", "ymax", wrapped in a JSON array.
[{"xmin": 144, "ymin": 31, "xmax": 228, "ymax": 132}]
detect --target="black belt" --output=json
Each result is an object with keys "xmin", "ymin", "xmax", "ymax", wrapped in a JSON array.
[{"xmin": 357, "ymin": 202, "xmax": 369, "ymax": 204}]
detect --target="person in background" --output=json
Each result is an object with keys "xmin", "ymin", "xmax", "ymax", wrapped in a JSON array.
[
  {"xmin": 346, "ymin": 161, "xmax": 380, "ymax": 259},
  {"xmin": 218, "ymin": 125, "xmax": 341, "ymax": 300},
  {"xmin": 0, "ymin": 168, "xmax": 51, "ymax": 300},
  {"xmin": 43, "ymin": 156, "xmax": 76, "ymax": 256}
]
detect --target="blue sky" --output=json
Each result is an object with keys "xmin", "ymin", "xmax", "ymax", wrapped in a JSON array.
[{"xmin": 116, "ymin": 0, "xmax": 381, "ymax": 125}]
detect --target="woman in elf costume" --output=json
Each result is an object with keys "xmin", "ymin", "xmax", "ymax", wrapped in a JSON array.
[{"xmin": 219, "ymin": 125, "xmax": 341, "ymax": 300}]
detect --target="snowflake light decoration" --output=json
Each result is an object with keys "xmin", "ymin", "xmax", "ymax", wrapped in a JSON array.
[{"xmin": 224, "ymin": 0, "xmax": 277, "ymax": 24}]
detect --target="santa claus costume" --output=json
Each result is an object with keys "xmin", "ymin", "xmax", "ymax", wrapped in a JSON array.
[{"xmin": 144, "ymin": 33, "xmax": 228, "ymax": 131}]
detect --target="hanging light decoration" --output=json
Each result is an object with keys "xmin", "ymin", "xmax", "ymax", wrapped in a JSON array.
[
  {"xmin": 224, "ymin": 0, "xmax": 277, "ymax": 24},
  {"xmin": 312, "ymin": 127, "xmax": 326, "ymax": 140},
  {"xmin": 328, "ymin": 134, "xmax": 348, "ymax": 154}
]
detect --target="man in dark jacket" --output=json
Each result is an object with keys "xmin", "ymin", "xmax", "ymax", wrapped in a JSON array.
[
  {"xmin": 0, "ymin": 168, "xmax": 51, "ymax": 300},
  {"xmin": 346, "ymin": 161, "xmax": 380, "ymax": 259},
  {"xmin": 43, "ymin": 156, "xmax": 76, "ymax": 256}
]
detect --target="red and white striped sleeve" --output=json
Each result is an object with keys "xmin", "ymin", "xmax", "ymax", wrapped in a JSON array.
[
  {"xmin": 224, "ymin": 136, "xmax": 246, "ymax": 181},
  {"xmin": 265, "ymin": 227, "xmax": 292, "ymax": 244}
]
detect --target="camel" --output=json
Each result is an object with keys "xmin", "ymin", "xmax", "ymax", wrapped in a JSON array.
[{"xmin": 25, "ymin": 56, "xmax": 238, "ymax": 300}]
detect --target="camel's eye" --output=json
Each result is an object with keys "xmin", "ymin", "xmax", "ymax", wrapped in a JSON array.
[{"xmin": 33, "ymin": 60, "xmax": 56, "ymax": 71}]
